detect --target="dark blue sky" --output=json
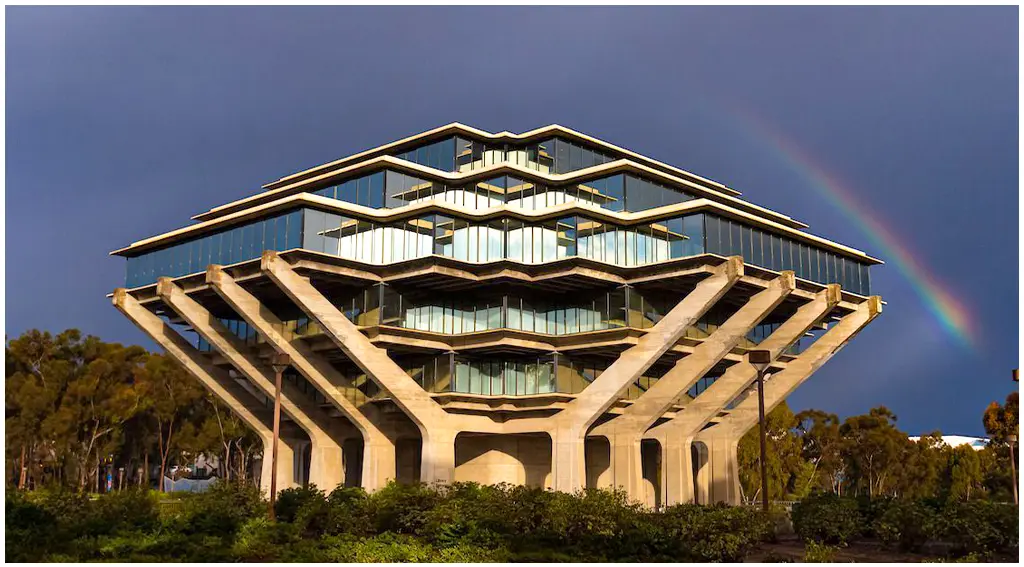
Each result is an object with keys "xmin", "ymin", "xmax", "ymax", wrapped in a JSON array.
[{"xmin": 6, "ymin": 6, "xmax": 1018, "ymax": 435}]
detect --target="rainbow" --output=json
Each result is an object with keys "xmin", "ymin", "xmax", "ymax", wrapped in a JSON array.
[{"xmin": 718, "ymin": 107, "xmax": 977, "ymax": 349}]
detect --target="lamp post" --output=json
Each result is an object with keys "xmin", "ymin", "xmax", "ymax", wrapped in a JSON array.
[
  {"xmin": 268, "ymin": 353, "xmax": 291, "ymax": 520},
  {"xmin": 749, "ymin": 349, "xmax": 772, "ymax": 512},
  {"xmin": 1008, "ymin": 434, "xmax": 1018, "ymax": 505}
]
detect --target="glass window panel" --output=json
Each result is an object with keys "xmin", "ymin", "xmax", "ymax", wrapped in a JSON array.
[{"xmin": 286, "ymin": 210, "xmax": 302, "ymax": 249}]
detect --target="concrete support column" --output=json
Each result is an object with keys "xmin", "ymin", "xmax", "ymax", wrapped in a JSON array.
[
  {"xmin": 648, "ymin": 284, "xmax": 841, "ymax": 505},
  {"xmin": 551, "ymin": 425, "xmax": 588, "ymax": 493},
  {"xmin": 607, "ymin": 433, "xmax": 643, "ymax": 499},
  {"xmin": 694, "ymin": 295, "xmax": 882, "ymax": 505},
  {"xmin": 258, "ymin": 251, "xmax": 489, "ymax": 484},
  {"xmin": 421, "ymin": 430, "xmax": 459, "ymax": 484},
  {"xmin": 206, "ymin": 265, "xmax": 398, "ymax": 491},
  {"xmin": 112, "ymin": 288, "xmax": 299, "ymax": 495},
  {"xmin": 157, "ymin": 278, "xmax": 346, "ymax": 490},
  {"xmin": 258, "ymin": 433, "xmax": 302, "ymax": 494},
  {"xmin": 656, "ymin": 431, "xmax": 696, "ymax": 505},
  {"xmin": 699, "ymin": 433, "xmax": 742, "ymax": 505},
  {"xmin": 550, "ymin": 257, "xmax": 744, "ymax": 493},
  {"xmin": 591, "ymin": 272, "xmax": 793, "ymax": 502}
]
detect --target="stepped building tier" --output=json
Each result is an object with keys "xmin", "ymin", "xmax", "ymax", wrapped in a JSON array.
[{"xmin": 112, "ymin": 123, "xmax": 882, "ymax": 507}]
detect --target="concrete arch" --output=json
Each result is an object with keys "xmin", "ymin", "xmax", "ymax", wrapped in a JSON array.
[{"xmin": 454, "ymin": 432, "xmax": 553, "ymax": 488}]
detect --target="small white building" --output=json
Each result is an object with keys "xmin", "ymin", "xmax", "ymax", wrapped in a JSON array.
[{"xmin": 909, "ymin": 434, "xmax": 989, "ymax": 451}]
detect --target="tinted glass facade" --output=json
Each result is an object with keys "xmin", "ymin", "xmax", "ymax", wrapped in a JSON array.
[
  {"xmin": 394, "ymin": 136, "xmax": 615, "ymax": 175},
  {"xmin": 302, "ymin": 209, "xmax": 703, "ymax": 267},
  {"xmin": 704, "ymin": 214, "xmax": 870, "ymax": 295},
  {"xmin": 124, "ymin": 210, "xmax": 302, "ymax": 288},
  {"xmin": 308, "ymin": 168, "xmax": 694, "ymax": 214},
  {"xmin": 126, "ymin": 207, "xmax": 871, "ymax": 294},
  {"xmin": 196, "ymin": 285, "xmax": 809, "ymax": 358}
]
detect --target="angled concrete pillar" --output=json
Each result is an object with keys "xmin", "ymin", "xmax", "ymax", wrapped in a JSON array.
[
  {"xmin": 156, "ymin": 278, "xmax": 347, "ymax": 490},
  {"xmin": 205, "ymin": 265, "xmax": 397, "ymax": 491},
  {"xmin": 695, "ymin": 295, "xmax": 882, "ymax": 504},
  {"xmin": 591, "ymin": 272, "xmax": 794, "ymax": 502},
  {"xmin": 549, "ymin": 257, "xmax": 744, "ymax": 493},
  {"xmin": 113, "ymin": 289, "xmax": 297, "ymax": 494},
  {"xmin": 257, "ymin": 252, "xmax": 478, "ymax": 483},
  {"xmin": 649, "ymin": 284, "xmax": 841, "ymax": 505}
]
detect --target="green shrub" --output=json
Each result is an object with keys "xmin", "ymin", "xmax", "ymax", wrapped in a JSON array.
[
  {"xmin": 874, "ymin": 499, "xmax": 939, "ymax": 552},
  {"xmin": 803, "ymin": 540, "xmax": 839, "ymax": 562},
  {"xmin": 352, "ymin": 532, "xmax": 434, "ymax": 562},
  {"xmin": 274, "ymin": 484, "xmax": 334, "ymax": 537},
  {"xmin": 88, "ymin": 488, "xmax": 160, "ymax": 535},
  {"xmin": 792, "ymin": 492, "xmax": 863, "ymax": 545},
  {"xmin": 5, "ymin": 490, "xmax": 57, "ymax": 561},
  {"xmin": 364, "ymin": 481, "xmax": 442, "ymax": 535},
  {"xmin": 652, "ymin": 503, "xmax": 775, "ymax": 562},
  {"xmin": 232, "ymin": 517, "xmax": 300, "ymax": 561},
  {"xmin": 936, "ymin": 500, "xmax": 1018, "ymax": 558},
  {"xmin": 165, "ymin": 479, "xmax": 264, "ymax": 537},
  {"xmin": 324, "ymin": 485, "xmax": 373, "ymax": 536}
]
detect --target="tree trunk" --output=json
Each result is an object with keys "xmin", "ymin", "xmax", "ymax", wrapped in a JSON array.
[
  {"xmin": 18, "ymin": 445, "xmax": 27, "ymax": 489},
  {"xmin": 158, "ymin": 418, "xmax": 175, "ymax": 492},
  {"xmin": 143, "ymin": 453, "xmax": 149, "ymax": 488}
]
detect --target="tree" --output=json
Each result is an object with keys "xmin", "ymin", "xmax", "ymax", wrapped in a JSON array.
[
  {"xmin": 133, "ymin": 354, "xmax": 205, "ymax": 490},
  {"xmin": 982, "ymin": 392, "xmax": 1018, "ymax": 444},
  {"xmin": 897, "ymin": 431, "xmax": 946, "ymax": 499},
  {"xmin": 7, "ymin": 330, "xmax": 146, "ymax": 490},
  {"xmin": 738, "ymin": 401, "xmax": 808, "ymax": 501},
  {"xmin": 839, "ymin": 407, "xmax": 907, "ymax": 498},
  {"xmin": 946, "ymin": 444, "xmax": 983, "ymax": 501},
  {"xmin": 795, "ymin": 409, "xmax": 846, "ymax": 495}
]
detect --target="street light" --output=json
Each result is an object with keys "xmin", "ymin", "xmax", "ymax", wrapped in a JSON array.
[
  {"xmin": 268, "ymin": 352, "xmax": 291, "ymax": 520},
  {"xmin": 1008, "ymin": 434, "xmax": 1018, "ymax": 506},
  {"xmin": 749, "ymin": 349, "xmax": 772, "ymax": 513}
]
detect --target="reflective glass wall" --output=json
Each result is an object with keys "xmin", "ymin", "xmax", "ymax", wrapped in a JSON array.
[
  {"xmin": 393, "ymin": 136, "xmax": 615, "ymax": 175},
  {"xmin": 302, "ymin": 209, "xmax": 704, "ymax": 267},
  {"xmin": 308, "ymin": 168, "xmax": 695, "ymax": 214},
  {"xmin": 704, "ymin": 214, "xmax": 871, "ymax": 295},
  {"xmin": 127, "ymin": 208, "xmax": 871, "ymax": 295},
  {"xmin": 198, "ymin": 285, "xmax": 799, "ymax": 354},
  {"xmin": 125, "ymin": 210, "xmax": 302, "ymax": 288}
]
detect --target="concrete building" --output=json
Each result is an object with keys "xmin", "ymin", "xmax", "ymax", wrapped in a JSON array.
[{"xmin": 111, "ymin": 123, "xmax": 882, "ymax": 507}]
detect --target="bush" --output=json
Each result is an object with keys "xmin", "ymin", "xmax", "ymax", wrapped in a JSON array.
[
  {"xmin": 88, "ymin": 488, "xmax": 160, "ymax": 535},
  {"xmin": 874, "ymin": 499, "xmax": 939, "ymax": 552},
  {"xmin": 364, "ymin": 481, "xmax": 442, "ymax": 535},
  {"xmin": 803, "ymin": 540, "xmax": 839, "ymax": 562},
  {"xmin": 319, "ymin": 485, "xmax": 373, "ymax": 537},
  {"xmin": 935, "ymin": 500, "xmax": 1018, "ymax": 558},
  {"xmin": 164, "ymin": 479, "xmax": 264, "ymax": 537},
  {"xmin": 652, "ymin": 503, "xmax": 775, "ymax": 562},
  {"xmin": 351, "ymin": 532, "xmax": 434, "ymax": 562},
  {"xmin": 232, "ymin": 517, "xmax": 300, "ymax": 562},
  {"xmin": 274, "ymin": 484, "xmax": 333, "ymax": 536},
  {"xmin": 5, "ymin": 490, "xmax": 57, "ymax": 561},
  {"xmin": 791, "ymin": 492, "xmax": 863, "ymax": 545},
  {"xmin": 3, "ymin": 481, "xmax": 789, "ymax": 562}
]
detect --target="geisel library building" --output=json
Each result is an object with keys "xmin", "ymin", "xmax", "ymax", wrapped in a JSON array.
[{"xmin": 112, "ymin": 123, "xmax": 882, "ymax": 507}]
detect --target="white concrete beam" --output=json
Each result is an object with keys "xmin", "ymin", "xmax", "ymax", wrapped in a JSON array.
[
  {"xmin": 591, "ymin": 272, "xmax": 794, "ymax": 500},
  {"xmin": 157, "ymin": 278, "xmax": 348, "ymax": 490},
  {"xmin": 648, "ymin": 284, "xmax": 841, "ymax": 505},
  {"xmin": 113, "ymin": 288, "xmax": 298, "ymax": 494},
  {"xmin": 547, "ymin": 256, "xmax": 744, "ymax": 493},
  {"xmin": 205, "ymin": 265, "xmax": 397, "ymax": 490}
]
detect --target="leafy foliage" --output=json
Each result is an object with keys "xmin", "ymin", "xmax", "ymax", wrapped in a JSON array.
[
  {"xmin": 5, "ymin": 480, "xmax": 776, "ymax": 562},
  {"xmin": 792, "ymin": 492, "xmax": 864, "ymax": 545}
]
